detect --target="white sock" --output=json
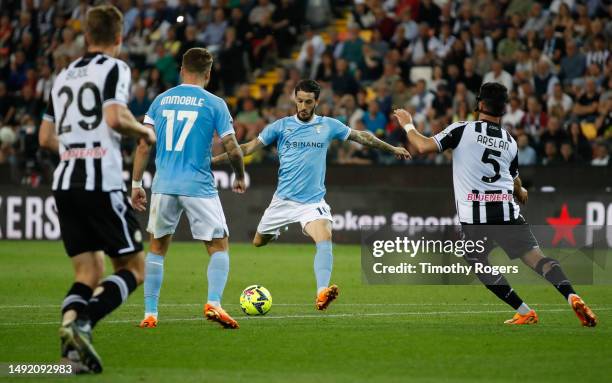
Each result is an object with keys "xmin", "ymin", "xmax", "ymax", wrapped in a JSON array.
[
  {"xmin": 567, "ymin": 293, "xmax": 578, "ymax": 305},
  {"xmin": 207, "ymin": 300, "xmax": 221, "ymax": 307},
  {"xmin": 144, "ymin": 312, "xmax": 158, "ymax": 319},
  {"xmin": 317, "ymin": 287, "xmax": 327, "ymax": 295},
  {"xmin": 517, "ymin": 303, "xmax": 531, "ymax": 315}
]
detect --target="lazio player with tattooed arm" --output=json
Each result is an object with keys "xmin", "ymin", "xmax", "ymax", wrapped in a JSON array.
[
  {"xmin": 131, "ymin": 48, "xmax": 246, "ymax": 329},
  {"xmin": 213, "ymin": 80, "xmax": 410, "ymax": 310}
]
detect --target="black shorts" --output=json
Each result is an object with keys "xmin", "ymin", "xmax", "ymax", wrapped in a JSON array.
[
  {"xmin": 461, "ymin": 215, "xmax": 539, "ymax": 260},
  {"xmin": 53, "ymin": 190, "xmax": 144, "ymax": 257}
]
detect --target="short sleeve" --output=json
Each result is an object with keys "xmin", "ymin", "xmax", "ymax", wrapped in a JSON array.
[
  {"xmin": 214, "ymin": 99, "xmax": 235, "ymax": 138},
  {"xmin": 42, "ymin": 93, "xmax": 55, "ymax": 122},
  {"xmin": 328, "ymin": 117, "xmax": 351, "ymax": 141},
  {"xmin": 103, "ymin": 61, "xmax": 131, "ymax": 106},
  {"xmin": 143, "ymin": 96, "xmax": 158, "ymax": 126},
  {"xmin": 258, "ymin": 120, "xmax": 282, "ymax": 146},
  {"xmin": 510, "ymin": 151, "xmax": 519, "ymax": 179},
  {"xmin": 433, "ymin": 122, "xmax": 467, "ymax": 152}
]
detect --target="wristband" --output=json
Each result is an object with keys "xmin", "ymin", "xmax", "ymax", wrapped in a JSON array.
[
  {"xmin": 403, "ymin": 123, "xmax": 416, "ymax": 133},
  {"xmin": 131, "ymin": 180, "xmax": 143, "ymax": 188}
]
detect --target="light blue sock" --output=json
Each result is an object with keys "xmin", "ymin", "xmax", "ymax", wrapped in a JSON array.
[
  {"xmin": 314, "ymin": 241, "xmax": 333, "ymax": 293},
  {"xmin": 144, "ymin": 252, "xmax": 165, "ymax": 317},
  {"xmin": 207, "ymin": 251, "xmax": 229, "ymax": 306}
]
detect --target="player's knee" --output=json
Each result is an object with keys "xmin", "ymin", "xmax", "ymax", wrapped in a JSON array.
[
  {"xmin": 252, "ymin": 237, "xmax": 264, "ymax": 247},
  {"xmin": 113, "ymin": 252, "xmax": 146, "ymax": 285}
]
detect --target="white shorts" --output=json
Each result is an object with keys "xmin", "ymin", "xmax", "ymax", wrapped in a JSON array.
[
  {"xmin": 147, "ymin": 193, "xmax": 229, "ymax": 241},
  {"xmin": 256, "ymin": 195, "xmax": 333, "ymax": 236}
]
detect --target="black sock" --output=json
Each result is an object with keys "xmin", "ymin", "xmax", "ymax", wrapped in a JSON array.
[
  {"xmin": 484, "ymin": 284, "xmax": 524, "ymax": 310},
  {"xmin": 61, "ymin": 282, "xmax": 93, "ymax": 319},
  {"xmin": 464, "ymin": 253, "xmax": 524, "ymax": 310},
  {"xmin": 535, "ymin": 257, "xmax": 576, "ymax": 300},
  {"xmin": 83, "ymin": 270, "xmax": 137, "ymax": 328}
]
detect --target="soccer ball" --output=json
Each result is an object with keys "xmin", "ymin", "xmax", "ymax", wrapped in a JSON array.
[{"xmin": 240, "ymin": 285, "xmax": 272, "ymax": 315}]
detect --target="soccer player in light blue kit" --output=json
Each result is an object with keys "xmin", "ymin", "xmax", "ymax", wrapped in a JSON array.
[
  {"xmin": 131, "ymin": 48, "xmax": 246, "ymax": 329},
  {"xmin": 213, "ymin": 80, "xmax": 410, "ymax": 309}
]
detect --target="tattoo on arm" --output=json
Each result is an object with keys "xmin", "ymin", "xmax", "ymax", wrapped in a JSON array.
[
  {"xmin": 348, "ymin": 130, "xmax": 396, "ymax": 153},
  {"xmin": 221, "ymin": 134, "xmax": 245, "ymax": 179}
]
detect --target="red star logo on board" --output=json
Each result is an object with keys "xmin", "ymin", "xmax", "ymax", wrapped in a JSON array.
[{"xmin": 546, "ymin": 204, "xmax": 583, "ymax": 246}]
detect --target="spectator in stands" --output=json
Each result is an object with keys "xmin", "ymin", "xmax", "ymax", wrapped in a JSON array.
[
  {"xmin": 483, "ymin": 60, "xmax": 514, "ymax": 92},
  {"xmin": 410, "ymin": 79, "xmax": 434, "ymax": 116},
  {"xmin": 249, "ymin": 0, "xmax": 276, "ymax": 26},
  {"xmin": 517, "ymin": 133, "xmax": 538, "ymax": 165},
  {"xmin": 502, "ymin": 96, "xmax": 526, "ymax": 129},
  {"xmin": 522, "ymin": 96, "xmax": 548, "ymax": 138},
  {"xmin": 406, "ymin": 22, "xmax": 432, "ymax": 65},
  {"xmin": 559, "ymin": 141, "xmax": 579, "ymax": 163},
  {"xmin": 218, "ymin": 27, "xmax": 246, "ymax": 96},
  {"xmin": 560, "ymin": 39, "xmax": 587, "ymax": 86},
  {"xmin": 542, "ymin": 141, "xmax": 561, "ymax": 165},
  {"xmin": 363, "ymin": 100, "xmax": 387, "ymax": 138},
  {"xmin": 340, "ymin": 25, "xmax": 365, "ymax": 68},
  {"xmin": 331, "ymin": 58, "xmax": 359, "ymax": 96},
  {"xmin": 540, "ymin": 116, "xmax": 569, "ymax": 150},
  {"xmin": 497, "ymin": 26, "xmax": 524, "ymax": 69},
  {"xmin": 591, "ymin": 138, "xmax": 610, "ymax": 166},
  {"xmin": 521, "ymin": 3, "xmax": 549, "ymax": 36},
  {"xmin": 547, "ymin": 82, "xmax": 574, "ymax": 116},
  {"xmin": 573, "ymin": 78, "xmax": 601, "ymax": 122},
  {"xmin": 271, "ymin": 0, "xmax": 300, "ymax": 58},
  {"xmin": 460, "ymin": 58, "xmax": 482, "ymax": 95},
  {"xmin": 350, "ymin": 0, "xmax": 375, "ymax": 30},
  {"xmin": 128, "ymin": 84, "xmax": 151, "ymax": 123},
  {"xmin": 0, "ymin": 82, "xmax": 15, "ymax": 126},
  {"xmin": 533, "ymin": 59, "xmax": 559, "ymax": 102}
]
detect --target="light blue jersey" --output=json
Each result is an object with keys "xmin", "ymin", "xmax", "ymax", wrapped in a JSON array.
[
  {"xmin": 258, "ymin": 115, "xmax": 351, "ymax": 203},
  {"xmin": 144, "ymin": 84, "xmax": 234, "ymax": 197}
]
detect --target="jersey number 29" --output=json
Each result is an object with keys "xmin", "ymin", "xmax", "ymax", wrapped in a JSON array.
[{"xmin": 162, "ymin": 110, "xmax": 198, "ymax": 152}]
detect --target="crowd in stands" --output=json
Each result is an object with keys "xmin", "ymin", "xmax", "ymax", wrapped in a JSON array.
[{"xmin": 0, "ymin": 0, "xmax": 610, "ymax": 186}]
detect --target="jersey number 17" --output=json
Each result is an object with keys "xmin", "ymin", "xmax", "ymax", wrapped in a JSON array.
[{"xmin": 162, "ymin": 110, "xmax": 198, "ymax": 152}]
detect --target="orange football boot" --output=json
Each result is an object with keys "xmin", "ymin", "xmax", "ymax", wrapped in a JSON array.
[
  {"xmin": 504, "ymin": 309, "xmax": 538, "ymax": 325},
  {"xmin": 315, "ymin": 285, "xmax": 339, "ymax": 311},
  {"xmin": 139, "ymin": 315, "xmax": 158, "ymax": 328},
  {"xmin": 570, "ymin": 295, "xmax": 597, "ymax": 327},
  {"xmin": 204, "ymin": 304, "xmax": 239, "ymax": 329}
]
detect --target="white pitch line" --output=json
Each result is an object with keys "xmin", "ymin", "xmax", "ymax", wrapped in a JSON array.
[
  {"xmin": 1, "ymin": 302, "xmax": 608, "ymax": 309},
  {"xmin": 0, "ymin": 308, "xmax": 610, "ymax": 327}
]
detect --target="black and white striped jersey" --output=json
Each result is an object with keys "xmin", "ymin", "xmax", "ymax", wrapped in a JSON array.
[
  {"xmin": 433, "ymin": 120, "xmax": 520, "ymax": 224},
  {"xmin": 43, "ymin": 52, "xmax": 131, "ymax": 192}
]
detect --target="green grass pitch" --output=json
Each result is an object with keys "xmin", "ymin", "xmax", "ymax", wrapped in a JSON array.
[{"xmin": 0, "ymin": 240, "xmax": 611, "ymax": 382}]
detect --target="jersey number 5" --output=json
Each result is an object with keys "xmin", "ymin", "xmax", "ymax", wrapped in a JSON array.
[
  {"xmin": 481, "ymin": 148, "xmax": 501, "ymax": 183},
  {"xmin": 162, "ymin": 110, "xmax": 198, "ymax": 152}
]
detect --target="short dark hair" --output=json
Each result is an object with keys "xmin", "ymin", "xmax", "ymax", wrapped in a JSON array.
[
  {"xmin": 86, "ymin": 5, "xmax": 123, "ymax": 46},
  {"xmin": 294, "ymin": 79, "xmax": 321, "ymax": 100},
  {"xmin": 182, "ymin": 48, "xmax": 213, "ymax": 74},
  {"xmin": 477, "ymin": 82, "xmax": 508, "ymax": 117}
]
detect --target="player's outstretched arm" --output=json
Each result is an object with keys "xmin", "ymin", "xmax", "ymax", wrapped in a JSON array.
[
  {"xmin": 212, "ymin": 138, "xmax": 263, "ymax": 166},
  {"xmin": 38, "ymin": 120, "xmax": 59, "ymax": 153},
  {"xmin": 347, "ymin": 130, "xmax": 411, "ymax": 160},
  {"xmin": 131, "ymin": 124, "xmax": 154, "ymax": 212},
  {"xmin": 221, "ymin": 133, "xmax": 248, "ymax": 194},
  {"xmin": 393, "ymin": 109, "xmax": 440, "ymax": 155},
  {"xmin": 513, "ymin": 176, "xmax": 528, "ymax": 205},
  {"xmin": 105, "ymin": 104, "xmax": 156, "ymax": 145}
]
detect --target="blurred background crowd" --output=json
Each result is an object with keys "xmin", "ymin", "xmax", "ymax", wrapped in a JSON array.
[{"xmin": 0, "ymin": 0, "xmax": 610, "ymax": 186}]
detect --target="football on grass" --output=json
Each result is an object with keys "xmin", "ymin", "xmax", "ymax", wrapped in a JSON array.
[{"xmin": 240, "ymin": 285, "xmax": 272, "ymax": 315}]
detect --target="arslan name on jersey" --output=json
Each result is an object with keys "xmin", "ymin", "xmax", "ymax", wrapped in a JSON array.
[{"xmin": 433, "ymin": 120, "xmax": 521, "ymax": 224}]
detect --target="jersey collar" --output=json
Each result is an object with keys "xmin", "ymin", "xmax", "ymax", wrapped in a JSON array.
[{"xmin": 293, "ymin": 114, "xmax": 320, "ymax": 125}]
